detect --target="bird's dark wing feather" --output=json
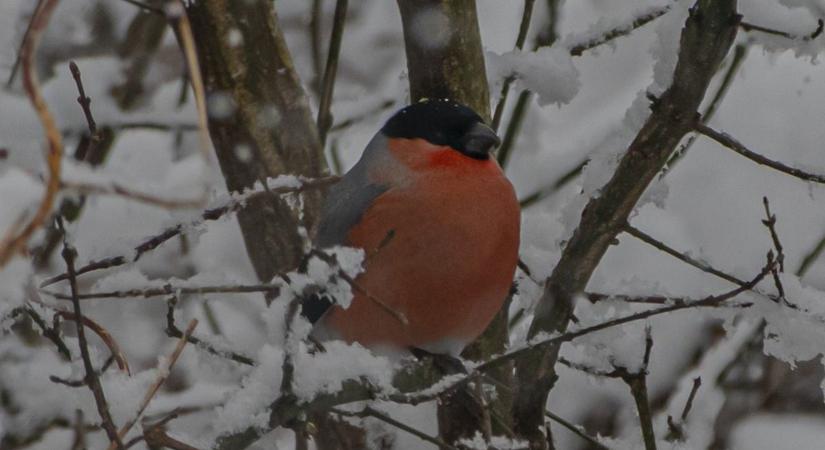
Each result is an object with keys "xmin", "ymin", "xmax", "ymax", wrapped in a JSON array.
[{"xmin": 301, "ymin": 135, "xmax": 389, "ymax": 324}]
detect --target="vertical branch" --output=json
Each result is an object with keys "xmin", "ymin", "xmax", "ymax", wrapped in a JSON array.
[
  {"xmin": 58, "ymin": 219, "xmax": 124, "ymax": 449},
  {"xmin": 397, "ymin": 0, "xmax": 491, "ymax": 120},
  {"xmin": 316, "ymin": 0, "xmax": 349, "ymax": 146},
  {"xmin": 396, "ymin": 0, "xmax": 504, "ymax": 443},
  {"xmin": 622, "ymin": 329, "xmax": 656, "ymax": 450},
  {"xmin": 491, "ymin": 0, "xmax": 536, "ymax": 131},
  {"xmin": 512, "ymin": 2, "xmax": 739, "ymax": 448},
  {"xmin": 185, "ymin": 0, "xmax": 328, "ymax": 281}
]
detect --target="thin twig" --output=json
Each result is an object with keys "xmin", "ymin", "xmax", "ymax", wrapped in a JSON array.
[
  {"xmin": 166, "ymin": 298, "xmax": 255, "ymax": 366},
  {"xmin": 624, "ymin": 224, "xmax": 748, "ymax": 286},
  {"xmin": 568, "ymin": 5, "xmax": 672, "ymax": 56},
  {"xmin": 545, "ymin": 410, "xmax": 610, "ymax": 450},
  {"xmin": 69, "ymin": 61, "xmax": 97, "ymax": 133},
  {"xmin": 108, "ymin": 319, "xmax": 198, "ymax": 449},
  {"xmin": 258, "ymin": 259, "xmax": 774, "ymax": 438},
  {"xmin": 58, "ymin": 218, "xmax": 124, "ymax": 449},
  {"xmin": 5, "ymin": 0, "xmax": 45, "ymax": 87},
  {"xmin": 51, "ymin": 356, "xmax": 115, "ymax": 387},
  {"xmin": 696, "ymin": 123, "xmax": 825, "ymax": 184},
  {"xmin": 40, "ymin": 176, "xmax": 339, "ymax": 287},
  {"xmin": 60, "ymin": 180, "xmax": 204, "ymax": 210},
  {"xmin": 316, "ymin": 0, "xmax": 348, "ymax": 146},
  {"xmin": 310, "ymin": 249, "xmax": 409, "ymax": 326},
  {"xmin": 666, "ymin": 377, "xmax": 701, "ymax": 441},
  {"xmin": 169, "ymin": 0, "xmax": 213, "ymax": 164},
  {"xmin": 54, "ymin": 311, "xmax": 131, "ymax": 374},
  {"xmin": 23, "ymin": 305, "xmax": 71, "ymax": 359},
  {"xmin": 491, "ymin": 0, "xmax": 536, "ymax": 131},
  {"xmin": 740, "ymin": 18, "xmax": 824, "ymax": 41},
  {"xmin": 797, "ymin": 230, "xmax": 825, "ymax": 277},
  {"xmin": 44, "ymin": 282, "xmax": 283, "ymax": 300},
  {"xmin": 0, "ymin": 0, "xmax": 62, "ymax": 267},
  {"xmin": 332, "ymin": 406, "xmax": 458, "ymax": 450},
  {"xmin": 497, "ymin": 89, "xmax": 531, "ymax": 167}
]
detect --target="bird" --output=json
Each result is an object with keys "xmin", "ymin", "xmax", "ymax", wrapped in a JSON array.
[{"xmin": 303, "ymin": 98, "xmax": 520, "ymax": 357}]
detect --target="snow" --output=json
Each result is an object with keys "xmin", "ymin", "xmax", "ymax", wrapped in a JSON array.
[
  {"xmin": 3, "ymin": 0, "xmax": 825, "ymax": 449},
  {"xmin": 486, "ymin": 46, "xmax": 581, "ymax": 106}
]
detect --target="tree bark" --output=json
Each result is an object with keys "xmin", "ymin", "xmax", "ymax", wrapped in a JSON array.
[
  {"xmin": 398, "ymin": 0, "xmax": 490, "ymax": 121},
  {"xmin": 511, "ymin": 2, "xmax": 739, "ymax": 448},
  {"xmin": 185, "ymin": 0, "xmax": 327, "ymax": 282},
  {"xmin": 398, "ymin": 0, "xmax": 511, "ymax": 444}
]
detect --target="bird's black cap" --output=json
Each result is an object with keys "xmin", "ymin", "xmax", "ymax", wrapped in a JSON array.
[{"xmin": 381, "ymin": 98, "xmax": 500, "ymax": 160}]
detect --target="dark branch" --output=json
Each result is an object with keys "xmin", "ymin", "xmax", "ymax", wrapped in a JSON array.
[
  {"xmin": 57, "ymin": 218, "xmax": 123, "ymax": 449},
  {"xmin": 696, "ymin": 123, "xmax": 825, "ymax": 184}
]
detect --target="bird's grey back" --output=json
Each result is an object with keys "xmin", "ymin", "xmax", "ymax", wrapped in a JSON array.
[{"xmin": 316, "ymin": 134, "xmax": 391, "ymax": 247}]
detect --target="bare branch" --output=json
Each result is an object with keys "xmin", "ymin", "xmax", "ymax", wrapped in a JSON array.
[
  {"xmin": 696, "ymin": 123, "xmax": 825, "ymax": 184},
  {"xmin": 54, "ymin": 310, "xmax": 132, "ymax": 374},
  {"xmin": 166, "ymin": 298, "xmax": 255, "ymax": 366},
  {"xmin": 59, "ymin": 180, "xmax": 205, "ymax": 210},
  {"xmin": 568, "ymin": 5, "xmax": 672, "ymax": 56},
  {"xmin": 316, "ymin": 0, "xmax": 348, "ymax": 146},
  {"xmin": 58, "ymin": 218, "xmax": 124, "ymax": 449},
  {"xmin": 44, "ymin": 281, "xmax": 283, "ymax": 301},
  {"xmin": 740, "ymin": 18, "xmax": 824, "ymax": 41},
  {"xmin": 40, "ymin": 176, "xmax": 339, "ymax": 287},
  {"xmin": 545, "ymin": 410, "xmax": 610, "ymax": 450},
  {"xmin": 108, "ymin": 319, "xmax": 198, "ymax": 449},
  {"xmin": 624, "ymin": 224, "xmax": 748, "ymax": 287}
]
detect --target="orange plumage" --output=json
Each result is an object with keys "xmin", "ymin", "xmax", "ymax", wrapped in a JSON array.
[{"xmin": 311, "ymin": 99, "xmax": 520, "ymax": 355}]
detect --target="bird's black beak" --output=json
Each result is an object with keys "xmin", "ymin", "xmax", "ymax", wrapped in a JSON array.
[{"xmin": 460, "ymin": 123, "xmax": 501, "ymax": 160}]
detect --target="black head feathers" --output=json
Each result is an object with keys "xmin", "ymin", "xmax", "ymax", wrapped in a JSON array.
[{"xmin": 381, "ymin": 98, "xmax": 500, "ymax": 160}]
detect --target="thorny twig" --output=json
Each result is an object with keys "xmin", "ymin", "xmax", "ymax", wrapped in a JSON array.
[
  {"xmin": 0, "ymin": 0, "xmax": 62, "ymax": 267},
  {"xmin": 40, "ymin": 176, "xmax": 339, "ymax": 287},
  {"xmin": 107, "ymin": 319, "xmax": 198, "ymax": 449},
  {"xmin": 58, "ymin": 218, "xmax": 124, "ymax": 449}
]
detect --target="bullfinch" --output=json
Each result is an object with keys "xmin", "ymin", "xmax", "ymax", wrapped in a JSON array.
[{"xmin": 304, "ymin": 98, "xmax": 520, "ymax": 356}]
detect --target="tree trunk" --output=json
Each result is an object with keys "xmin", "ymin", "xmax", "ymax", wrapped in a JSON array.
[
  {"xmin": 511, "ymin": 2, "xmax": 739, "ymax": 448},
  {"xmin": 185, "ymin": 0, "xmax": 327, "ymax": 283},
  {"xmin": 398, "ymin": 0, "xmax": 511, "ymax": 444}
]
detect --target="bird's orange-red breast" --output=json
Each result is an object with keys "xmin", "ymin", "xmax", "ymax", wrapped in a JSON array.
[{"xmin": 308, "ymin": 99, "xmax": 520, "ymax": 356}]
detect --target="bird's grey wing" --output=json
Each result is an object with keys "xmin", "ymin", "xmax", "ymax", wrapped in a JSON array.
[
  {"xmin": 303, "ymin": 135, "xmax": 390, "ymax": 323},
  {"xmin": 316, "ymin": 167, "xmax": 388, "ymax": 247}
]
